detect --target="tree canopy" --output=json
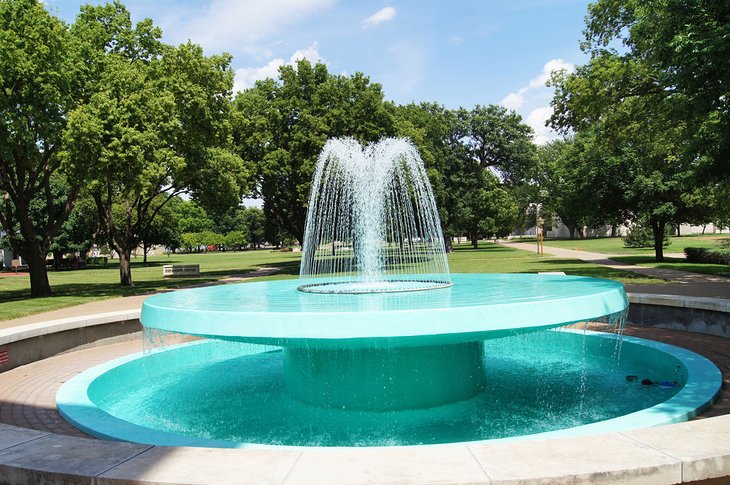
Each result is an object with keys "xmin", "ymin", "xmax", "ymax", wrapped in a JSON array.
[
  {"xmin": 62, "ymin": 2, "xmax": 247, "ymax": 285},
  {"xmin": 0, "ymin": 0, "xmax": 81, "ymax": 295},
  {"xmin": 233, "ymin": 60, "xmax": 396, "ymax": 245}
]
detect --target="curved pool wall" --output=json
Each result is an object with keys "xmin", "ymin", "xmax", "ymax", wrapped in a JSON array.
[
  {"xmin": 56, "ymin": 330, "xmax": 722, "ymax": 449},
  {"xmin": 140, "ymin": 274, "xmax": 629, "ymax": 411},
  {"xmin": 139, "ymin": 274, "xmax": 629, "ymax": 347}
]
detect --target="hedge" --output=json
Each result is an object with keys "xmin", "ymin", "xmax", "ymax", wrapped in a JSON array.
[{"xmin": 684, "ymin": 247, "xmax": 730, "ymax": 265}]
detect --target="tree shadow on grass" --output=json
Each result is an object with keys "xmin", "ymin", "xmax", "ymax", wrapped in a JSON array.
[{"xmin": 0, "ymin": 262, "xmax": 301, "ymax": 305}]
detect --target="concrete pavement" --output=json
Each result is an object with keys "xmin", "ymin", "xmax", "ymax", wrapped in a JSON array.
[{"xmin": 499, "ymin": 240, "xmax": 730, "ymax": 299}]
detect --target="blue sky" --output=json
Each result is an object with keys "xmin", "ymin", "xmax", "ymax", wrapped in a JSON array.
[{"xmin": 48, "ymin": 0, "xmax": 591, "ymax": 143}]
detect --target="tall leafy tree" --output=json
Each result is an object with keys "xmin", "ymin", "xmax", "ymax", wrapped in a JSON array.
[
  {"xmin": 581, "ymin": 0, "xmax": 729, "ymax": 183},
  {"xmin": 0, "ymin": 0, "xmax": 81, "ymax": 296},
  {"xmin": 548, "ymin": 0, "xmax": 717, "ymax": 261},
  {"xmin": 233, "ymin": 60, "xmax": 396, "ymax": 245},
  {"xmin": 461, "ymin": 105, "xmax": 537, "ymax": 185},
  {"xmin": 63, "ymin": 3, "xmax": 248, "ymax": 285}
]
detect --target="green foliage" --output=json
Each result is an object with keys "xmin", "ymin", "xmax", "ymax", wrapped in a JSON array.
[
  {"xmin": 394, "ymin": 102, "xmax": 533, "ymax": 248},
  {"xmin": 233, "ymin": 60, "xmax": 396, "ymax": 244},
  {"xmin": 61, "ymin": 4, "xmax": 245, "ymax": 285},
  {"xmin": 223, "ymin": 231, "xmax": 249, "ymax": 250},
  {"xmin": 582, "ymin": 0, "xmax": 730, "ymax": 183},
  {"xmin": 547, "ymin": 1, "xmax": 723, "ymax": 261},
  {"xmin": 0, "ymin": 0, "xmax": 82, "ymax": 295},
  {"xmin": 624, "ymin": 220, "xmax": 671, "ymax": 248},
  {"xmin": 180, "ymin": 232, "xmax": 201, "ymax": 252},
  {"xmin": 684, "ymin": 248, "xmax": 730, "ymax": 266}
]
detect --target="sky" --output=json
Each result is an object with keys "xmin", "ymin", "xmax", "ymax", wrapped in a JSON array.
[{"xmin": 48, "ymin": 0, "xmax": 591, "ymax": 144}]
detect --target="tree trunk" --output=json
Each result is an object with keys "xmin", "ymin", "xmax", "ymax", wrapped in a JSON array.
[
  {"xmin": 568, "ymin": 225, "xmax": 576, "ymax": 239},
  {"xmin": 143, "ymin": 242, "xmax": 149, "ymax": 265},
  {"xmin": 652, "ymin": 220, "xmax": 665, "ymax": 262},
  {"xmin": 702, "ymin": 224, "xmax": 707, "ymax": 235},
  {"xmin": 444, "ymin": 236, "xmax": 453, "ymax": 253},
  {"xmin": 25, "ymin": 244, "xmax": 52, "ymax": 297},
  {"xmin": 119, "ymin": 249, "xmax": 133, "ymax": 286},
  {"xmin": 470, "ymin": 232, "xmax": 478, "ymax": 249},
  {"xmin": 676, "ymin": 225, "xmax": 681, "ymax": 237},
  {"xmin": 610, "ymin": 224, "xmax": 617, "ymax": 238},
  {"xmin": 578, "ymin": 227, "xmax": 585, "ymax": 239}
]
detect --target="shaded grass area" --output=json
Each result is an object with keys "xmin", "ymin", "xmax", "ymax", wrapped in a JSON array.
[
  {"xmin": 519, "ymin": 234, "xmax": 730, "ymax": 255},
  {"xmin": 1, "ymin": 243, "xmax": 663, "ymax": 321},
  {"xmin": 611, "ymin": 256, "xmax": 730, "ymax": 278}
]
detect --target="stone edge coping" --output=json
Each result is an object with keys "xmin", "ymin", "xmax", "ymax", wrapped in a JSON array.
[
  {"xmin": 0, "ymin": 295, "xmax": 728, "ymax": 483},
  {"xmin": 1, "ymin": 415, "xmax": 729, "ymax": 483},
  {"xmin": 628, "ymin": 293, "xmax": 730, "ymax": 313},
  {"xmin": 0, "ymin": 310, "xmax": 141, "ymax": 346}
]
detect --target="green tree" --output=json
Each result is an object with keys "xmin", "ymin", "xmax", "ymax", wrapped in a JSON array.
[
  {"xmin": 180, "ymin": 232, "xmax": 201, "ymax": 252},
  {"xmin": 582, "ymin": 0, "xmax": 729, "ymax": 183},
  {"xmin": 548, "ymin": 3, "xmax": 708, "ymax": 261},
  {"xmin": 233, "ymin": 60, "xmax": 396, "ymax": 245},
  {"xmin": 0, "ymin": 0, "xmax": 81, "ymax": 296},
  {"xmin": 461, "ymin": 105, "xmax": 537, "ymax": 184},
  {"xmin": 63, "ymin": 3, "xmax": 247, "ymax": 285},
  {"xmin": 49, "ymin": 191, "xmax": 100, "ymax": 264},
  {"xmin": 176, "ymin": 199, "xmax": 214, "ymax": 235},
  {"xmin": 394, "ymin": 102, "xmax": 467, "ymax": 251},
  {"xmin": 453, "ymin": 171, "xmax": 519, "ymax": 247},
  {"xmin": 396, "ymin": 103, "xmax": 534, "ymax": 249},
  {"xmin": 223, "ymin": 230, "xmax": 248, "ymax": 251},
  {"xmin": 241, "ymin": 206, "xmax": 266, "ymax": 248},
  {"xmin": 199, "ymin": 230, "xmax": 224, "ymax": 249}
]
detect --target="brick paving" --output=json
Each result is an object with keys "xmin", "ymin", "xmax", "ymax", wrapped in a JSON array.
[{"xmin": 0, "ymin": 339, "xmax": 141, "ymax": 437}]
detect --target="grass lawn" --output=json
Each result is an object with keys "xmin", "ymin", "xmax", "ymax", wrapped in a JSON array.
[
  {"xmin": 0, "ymin": 250, "xmax": 301, "ymax": 321},
  {"xmin": 0, "ymin": 243, "xmax": 664, "ymax": 322},
  {"xmin": 526, "ymin": 233, "xmax": 730, "ymax": 255},
  {"xmin": 610, "ymin": 256, "xmax": 730, "ymax": 278}
]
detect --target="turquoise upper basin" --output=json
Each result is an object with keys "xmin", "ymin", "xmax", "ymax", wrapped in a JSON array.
[{"xmin": 141, "ymin": 273, "xmax": 628, "ymax": 348}]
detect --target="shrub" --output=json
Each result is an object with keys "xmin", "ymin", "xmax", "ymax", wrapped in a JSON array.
[
  {"xmin": 684, "ymin": 247, "xmax": 730, "ymax": 265},
  {"xmin": 624, "ymin": 220, "xmax": 671, "ymax": 248}
]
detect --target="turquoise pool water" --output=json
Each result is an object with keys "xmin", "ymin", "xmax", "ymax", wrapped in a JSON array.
[{"xmin": 57, "ymin": 329, "xmax": 721, "ymax": 448}]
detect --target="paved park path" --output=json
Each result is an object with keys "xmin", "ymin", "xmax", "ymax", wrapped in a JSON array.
[{"xmin": 498, "ymin": 240, "xmax": 730, "ymax": 299}]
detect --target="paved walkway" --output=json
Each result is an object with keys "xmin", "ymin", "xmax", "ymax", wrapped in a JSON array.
[{"xmin": 499, "ymin": 241, "xmax": 730, "ymax": 299}]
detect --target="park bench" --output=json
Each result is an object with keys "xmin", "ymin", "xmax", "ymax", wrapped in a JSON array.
[{"xmin": 162, "ymin": 264, "xmax": 200, "ymax": 277}]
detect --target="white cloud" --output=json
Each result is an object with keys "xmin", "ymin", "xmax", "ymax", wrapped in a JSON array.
[
  {"xmin": 500, "ymin": 59, "xmax": 574, "ymax": 144},
  {"xmin": 362, "ymin": 7, "xmax": 396, "ymax": 28},
  {"xmin": 233, "ymin": 42, "xmax": 325, "ymax": 92},
  {"xmin": 500, "ymin": 90, "xmax": 526, "ymax": 111},
  {"xmin": 162, "ymin": 0, "xmax": 333, "ymax": 56},
  {"xmin": 526, "ymin": 106, "xmax": 554, "ymax": 145},
  {"xmin": 527, "ymin": 58, "xmax": 574, "ymax": 89}
]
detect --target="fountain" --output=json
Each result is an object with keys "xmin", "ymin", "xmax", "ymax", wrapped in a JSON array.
[
  {"xmin": 298, "ymin": 137, "xmax": 450, "ymax": 294},
  {"xmin": 57, "ymin": 138, "xmax": 721, "ymax": 448}
]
